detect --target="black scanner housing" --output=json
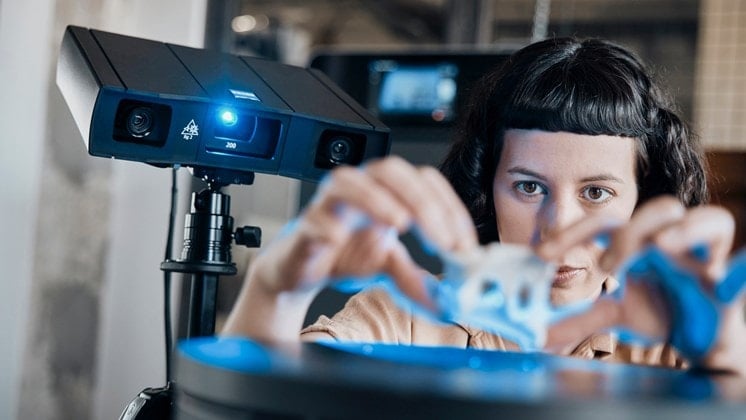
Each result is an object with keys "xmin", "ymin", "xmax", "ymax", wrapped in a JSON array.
[{"xmin": 56, "ymin": 25, "xmax": 390, "ymax": 182}]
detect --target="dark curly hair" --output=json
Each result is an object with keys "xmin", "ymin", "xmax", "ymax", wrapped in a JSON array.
[{"xmin": 439, "ymin": 37, "xmax": 708, "ymax": 244}]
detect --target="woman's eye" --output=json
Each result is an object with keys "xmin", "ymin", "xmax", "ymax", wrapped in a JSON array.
[
  {"xmin": 515, "ymin": 181, "xmax": 545, "ymax": 196},
  {"xmin": 582, "ymin": 186, "xmax": 613, "ymax": 203}
]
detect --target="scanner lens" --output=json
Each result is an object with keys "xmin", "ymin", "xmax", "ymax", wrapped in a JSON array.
[
  {"xmin": 113, "ymin": 100, "xmax": 171, "ymax": 146},
  {"xmin": 126, "ymin": 107, "xmax": 154, "ymax": 137},
  {"xmin": 314, "ymin": 130, "xmax": 367, "ymax": 169},
  {"xmin": 329, "ymin": 137, "xmax": 352, "ymax": 163}
]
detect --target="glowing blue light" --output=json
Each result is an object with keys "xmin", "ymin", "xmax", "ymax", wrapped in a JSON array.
[{"xmin": 218, "ymin": 108, "xmax": 238, "ymax": 127}]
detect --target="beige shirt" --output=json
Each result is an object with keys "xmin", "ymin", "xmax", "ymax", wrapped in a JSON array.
[{"xmin": 302, "ymin": 288, "xmax": 687, "ymax": 369}]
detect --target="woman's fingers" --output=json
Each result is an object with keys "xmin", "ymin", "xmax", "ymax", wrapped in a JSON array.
[
  {"xmin": 366, "ymin": 157, "xmax": 478, "ymax": 252},
  {"xmin": 534, "ymin": 214, "xmax": 623, "ymax": 262},
  {"xmin": 545, "ymin": 298, "xmax": 621, "ymax": 350},
  {"xmin": 536, "ymin": 196, "xmax": 697, "ymax": 273},
  {"xmin": 330, "ymin": 226, "xmax": 398, "ymax": 278},
  {"xmin": 309, "ymin": 157, "xmax": 476, "ymax": 255},
  {"xmin": 384, "ymin": 240, "xmax": 437, "ymax": 310},
  {"xmin": 418, "ymin": 166, "xmax": 479, "ymax": 251},
  {"xmin": 545, "ymin": 281, "xmax": 670, "ymax": 350},
  {"xmin": 651, "ymin": 205, "xmax": 735, "ymax": 283},
  {"xmin": 276, "ymin": 156, "xmax": 477, "ymax": 299},
  {"xmin": 313, "ymin": 165, "xmax": 412, "ymax": 233},
  {"xmin": 598, "ymin": 196, "xmax": 686, "ymax": 272},
  {"xmin": 539, "ymin": 196, "xmax": 735, "ymax": 292},
  {"xmin": 542, "ymin": 197, "xmax": 741, "ymax": 372}
]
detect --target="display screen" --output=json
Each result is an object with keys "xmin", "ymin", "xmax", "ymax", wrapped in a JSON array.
[{"xmin": 368, "ymin": 60, "xmax": 458, "ymax": 123}]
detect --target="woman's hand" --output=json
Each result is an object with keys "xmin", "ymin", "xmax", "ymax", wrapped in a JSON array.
[
  {"xmin": 261, "ymin": 156, "xmax": 476, "ymax": 299},
  {"xmin": 539, "ymin": 196, "xmax": 746, "ymax": 374},
  {"xmin": 222, "ymin": 156, "xmax": 478, "ymax": 341}
]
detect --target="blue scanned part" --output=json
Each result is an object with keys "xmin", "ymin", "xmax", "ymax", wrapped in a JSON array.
[
  {"xmin": 325, "ymin": 203, "xmax": 745, "ymax": 364},
  {"xmin": 716, "ymin": 248, "xmax": 746, "ymax": 303},
  {"xmin": 619, "ymin": 247, "xmax": 719, "ymax": 362}
]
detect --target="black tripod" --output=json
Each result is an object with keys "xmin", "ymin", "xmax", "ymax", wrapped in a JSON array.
[{"xmin": 119, "ymin": 168, "xmax": 261, "ymax": 420}]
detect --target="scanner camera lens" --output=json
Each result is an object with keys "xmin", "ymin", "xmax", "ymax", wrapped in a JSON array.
[
  {"xmin": 328, "ymin": 137, "xmax": 352, "ymax": 163},
  {"xmin": 126, "ymin": 107, "xmax": 154, "ymax": 137},
  {"xmin": 315, "ymin": 130, "xmax": 366, "ymax": 169}
]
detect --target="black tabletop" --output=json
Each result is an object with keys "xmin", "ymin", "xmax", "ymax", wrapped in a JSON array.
[{"xmin": 174, "ymin": 337, "xmax": 746, "ymax": 420}]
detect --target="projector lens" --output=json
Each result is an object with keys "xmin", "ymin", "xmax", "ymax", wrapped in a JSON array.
[
  {"xmin": 218, "ymin": 108, "xmax": 238, "ymax": 127},
  {"xmin": 126, "ymin": 107, "xmax": 154, "ymax": 137}
]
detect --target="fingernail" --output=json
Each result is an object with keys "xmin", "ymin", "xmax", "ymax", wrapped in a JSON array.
[
  {"xmin": 380, "ymin": 226, "xmax": 398, "ymax": 250},
  {"xmin": 395, "ymin": 214, "xmax": 412, "ymax": 231}
]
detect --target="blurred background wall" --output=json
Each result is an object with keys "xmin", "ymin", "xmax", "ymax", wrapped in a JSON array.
[
  {"xmin": 1, "ymin": 1, "xmax": 744, "ymax": 419},
  {"xmin": 1, "ymin": 1, "xmax": 207, "ymax": 419}
]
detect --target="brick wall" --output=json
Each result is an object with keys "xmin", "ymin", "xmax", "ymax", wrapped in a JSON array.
[{"xmin": 695, "ymin": 0, "xmax": 746, "ymax": 150}]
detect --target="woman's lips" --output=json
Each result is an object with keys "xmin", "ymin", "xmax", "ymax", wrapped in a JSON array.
[{"xmin": 552, "ymin": 266, "xmax": 585, "ymax": 288}]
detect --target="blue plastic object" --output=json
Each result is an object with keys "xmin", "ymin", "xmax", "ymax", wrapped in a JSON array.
[
  {"xmin": 619, "ymin": 247, "xmax": 720, "ymax": 361},
  {"xmin": 615, "ymin": 246, "xmax": 746, "ymax": 362},
  {"xmin": 716, "ymin": 248, "xmax": 746, "ymax": 303},
  {"xmin": 320, "ymin": 206, "xmax": 746, "ymax": 361}
]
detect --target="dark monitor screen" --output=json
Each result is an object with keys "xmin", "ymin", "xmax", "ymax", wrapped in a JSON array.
[
  {"xmin": 369, "ymin": 61, "xmax": 459, "ymax": 123},
  {"xmin": 309, "ymin": 49, "xmax": 515, "ymax": 127}
]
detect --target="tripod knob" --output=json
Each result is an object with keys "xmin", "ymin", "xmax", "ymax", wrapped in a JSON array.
[{"xmin": 235, "ymin": 226, "xmax": 262, "ymax": 248}]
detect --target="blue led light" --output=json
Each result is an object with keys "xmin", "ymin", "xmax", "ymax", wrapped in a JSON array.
[{"xmin": 218, "ymin": 108, "xmax": 238, "ymax": 127}]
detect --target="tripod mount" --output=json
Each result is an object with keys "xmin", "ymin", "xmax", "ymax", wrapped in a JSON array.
[
  {"xmin": 161, "ymin": 167, "xmax": 261, "ymax": 337},
  {"xmin": 120, "ymin": 167, "xmax": 261, "ymax": 420}
]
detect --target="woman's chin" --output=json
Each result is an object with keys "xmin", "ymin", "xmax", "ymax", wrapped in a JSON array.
[
  {"xmin": 550, "ymin": 289, "xmax": 577, "ymax": 307},
  {"xmin": 550, "ymin": 286, "xmax": 589, "ymax": 307}
]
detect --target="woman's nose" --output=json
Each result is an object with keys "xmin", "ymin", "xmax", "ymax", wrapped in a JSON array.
[{"xmin": 537, "ymin": 195, "xmax": 585, "ymax": 242}]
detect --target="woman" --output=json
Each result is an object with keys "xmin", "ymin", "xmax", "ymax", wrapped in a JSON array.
[{"xmin": 223, "ymin": 38, "xmax": 745, "ymax": 374}]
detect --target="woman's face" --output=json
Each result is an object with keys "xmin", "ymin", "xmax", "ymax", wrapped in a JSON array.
[{"xmin": 493, "ymin": 129, "xmax": 639, "ymax": 306}]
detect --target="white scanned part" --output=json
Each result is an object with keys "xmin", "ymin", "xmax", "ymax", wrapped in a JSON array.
[
  {"xmin": 437, "ymin": 243, "xmax": 559, "ymax": 348},
  {"xmin": 443, "ymin": 243, "xmax": 557, "ymax": 312}
]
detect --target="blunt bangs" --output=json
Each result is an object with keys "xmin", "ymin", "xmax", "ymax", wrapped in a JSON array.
[{"xmin": 501, "ymin": 46, "xmax": 654, "ymax": 139}]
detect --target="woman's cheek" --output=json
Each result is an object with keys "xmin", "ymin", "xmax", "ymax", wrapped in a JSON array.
[{"xmin": 495, "ymin": 199, "xmax": 537, "ymax": 246}]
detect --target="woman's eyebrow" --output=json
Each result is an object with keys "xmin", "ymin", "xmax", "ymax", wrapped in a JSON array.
[
  {"xmin": 506, "ymin": 166, "xmax": 548, "ymax": 182},
  {"xmin": 507, "ymin": 167, "xmax": 625, "ymax": 184},
  {"xmin": 579, "ymin": 174, "xmax": 625, "ymax": 184}
]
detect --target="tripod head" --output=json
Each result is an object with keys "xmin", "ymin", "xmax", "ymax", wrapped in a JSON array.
[{"xmin": 161, "ymin": 167, "xmax": 262, "ymax": 338}]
